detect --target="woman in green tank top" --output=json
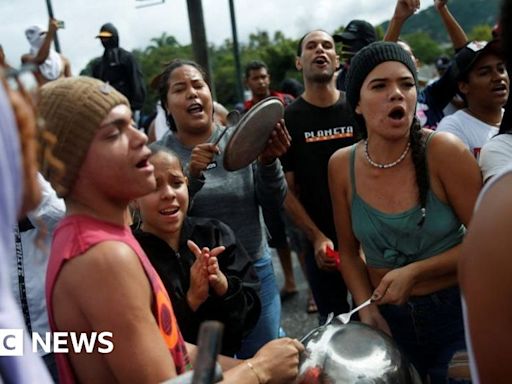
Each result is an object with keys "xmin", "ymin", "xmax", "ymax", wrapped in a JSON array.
[{"xmin": 328, "ymin": 42, "xmax": 482, "ymax": 383}]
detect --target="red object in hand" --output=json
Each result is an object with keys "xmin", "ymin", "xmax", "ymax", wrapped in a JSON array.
[
  {"xmin": 299, "ymin": 366, "xmax": 323, "ymax": 383},
  {"xmin": 326, "ymin": 246, "xmax": 340, "ymax": 267}
]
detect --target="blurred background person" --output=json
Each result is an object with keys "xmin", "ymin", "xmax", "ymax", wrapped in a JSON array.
[
  {"xmin": 92, "ymin": 22, "xmax": 146, "ymax": 124},
  {"xmin": 334, "ymin": 19, "xmax": 378, "ymax": 92},
  {"xmin": 22, "ymin": 18, "xmax": 71, "ymax": 86}
]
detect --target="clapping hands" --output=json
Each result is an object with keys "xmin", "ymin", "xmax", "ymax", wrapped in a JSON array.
[{"xmin": 186, "ymin": 240, "xmax": 228, "ymax": 311}]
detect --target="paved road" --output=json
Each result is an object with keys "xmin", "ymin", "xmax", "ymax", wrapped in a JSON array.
[{"xmin": 271, "ymin": 250, "xmax": 319, "ymax": 340}]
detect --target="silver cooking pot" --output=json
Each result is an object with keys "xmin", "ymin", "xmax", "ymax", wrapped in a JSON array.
[{"xmin": 296, "ymin": 318, "xmax": 422, "ymax": 383}]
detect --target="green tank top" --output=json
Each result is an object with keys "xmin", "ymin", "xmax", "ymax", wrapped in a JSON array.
[{"xmin": 349, "ymin": 137, "xmax": 465, "ymax": 269}]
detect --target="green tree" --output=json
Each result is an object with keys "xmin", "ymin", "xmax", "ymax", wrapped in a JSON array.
[
  {"xmin": 468, "ymin": 24, "xmax": 493, "ymax": 42},
  {"xmin": 145, "ymin": 33, "xmax": 179, "ymax": 54},
  {"xmin": 403, "ymin": 32, "xmax": 443, "ymax": 64}
]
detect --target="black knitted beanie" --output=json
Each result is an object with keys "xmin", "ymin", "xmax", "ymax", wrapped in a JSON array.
[{"xmin": 345, "ymin": 41, "xmax": 418, "ymax": 111}]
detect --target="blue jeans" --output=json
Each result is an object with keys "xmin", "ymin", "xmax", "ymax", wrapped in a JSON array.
[
  {"xmin": 379, "ymin": 286, "xmax": 467, "ymax": 384},
  {"xmin": 304, "ymin": 242, "xmax": 351, "ymax": 325},
  {"xmin": 236, "ymin": 246, "xmax": 281, "ymax": 358}
]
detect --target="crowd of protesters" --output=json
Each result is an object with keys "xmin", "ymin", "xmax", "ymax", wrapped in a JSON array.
[{"xmin": 1, "ymin": 0, "xmax": 512, "ymax": 382}]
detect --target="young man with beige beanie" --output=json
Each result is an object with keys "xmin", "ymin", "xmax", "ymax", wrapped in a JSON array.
[
  {"xmin": 39, "ymin": 76, "xmax": 193, "ymax": 383},
  {"xmin": 39, "ymin": 76, "xmax": 303, "ymax": 384}
]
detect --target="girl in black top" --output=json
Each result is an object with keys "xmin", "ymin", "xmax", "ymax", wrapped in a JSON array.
[{"xmin": 133, "ymin": 145, "xmax": 260, "ymax": 356}]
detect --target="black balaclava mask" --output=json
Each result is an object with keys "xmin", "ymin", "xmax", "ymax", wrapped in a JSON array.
[{"xmin": 99, "ymin": 23, "xmax": 119, "ymax": 50}]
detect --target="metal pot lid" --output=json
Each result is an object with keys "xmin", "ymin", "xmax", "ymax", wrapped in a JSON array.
[{"xmin": 223, "ymin": 97, "xmax": 283, "ymax": 172}]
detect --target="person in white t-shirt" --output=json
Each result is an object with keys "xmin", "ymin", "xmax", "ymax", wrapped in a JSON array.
[
  {"xmin": 437, "ymin": 108, "xmax": 500, "ymax": 158},
  {"xmin": 437, "ymin": 40, "xmax": 508, "ymax": 159},
  {"xmin": 478, "ymin": 129, "xmax": 512, "ymax": 182}
]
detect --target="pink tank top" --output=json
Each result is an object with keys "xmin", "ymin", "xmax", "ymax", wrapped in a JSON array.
[{"xmin": 46, "ymin": 215, "xmax": 192, "ymax": 383}]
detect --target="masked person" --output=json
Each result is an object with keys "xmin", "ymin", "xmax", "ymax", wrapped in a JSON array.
[
  {"xmin": 92, "ymin": 23, "xmax": 146, "ymax": 122},
  {"xmin": 22, "ymin": 18, "xmax": 71, "ymax": 86}
]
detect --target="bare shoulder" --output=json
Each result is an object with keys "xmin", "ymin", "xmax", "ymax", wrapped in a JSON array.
[
  {"xmin": 426, "ymin": 130, "xmax": 477, "ymax": 174},
  {"xmin": 329, "ymin": 144, "xmax": 355, "ymax": 169},
  {"xmin": 64, "ymin": 241, "xmax": 144, "ymax": 274},
  {"xmin": 329, "ymin": 144, "xmax": 357, "ymax": 194},
  {"xmin": 427, "ymin": 130, "xmax": 469, "ymax": 158},
  {"xmin": 57, "ymin": 241, "xmax": 151, "ymax": 308}
]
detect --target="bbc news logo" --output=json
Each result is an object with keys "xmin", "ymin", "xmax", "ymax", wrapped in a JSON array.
[{"xmin": 0, "ymin": 329, "xmax": 113, "ymax": 356}]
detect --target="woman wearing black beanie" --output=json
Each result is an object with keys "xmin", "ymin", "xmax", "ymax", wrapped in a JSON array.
[{"xmin": 328, "ymin": 41, "xmax": 482, "ymax": 383}]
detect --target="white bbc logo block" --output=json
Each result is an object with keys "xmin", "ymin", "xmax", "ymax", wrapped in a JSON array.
[{"xmin": 0, "ymin": 329, "xmax": 24, "ymax": 356}]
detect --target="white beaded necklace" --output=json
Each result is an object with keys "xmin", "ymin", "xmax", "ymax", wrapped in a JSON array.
[{"xmin": 364, "ymin": 139, "xmax": 411, "ymax": 169}]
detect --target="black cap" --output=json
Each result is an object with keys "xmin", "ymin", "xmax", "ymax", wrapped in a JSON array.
[
  {"xmin": 96, "ymin": 23, "xmax": 117, "ymax": 38},
  {"xmin": 450, "ymin": 40, "xmax": 503, "ymax": 81},
  {"xmin": 333, "ymin": 20, "xmax": 377, "ymax": 45}
]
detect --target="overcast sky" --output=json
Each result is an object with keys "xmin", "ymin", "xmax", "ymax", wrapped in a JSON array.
[{"xmin": 1, "ymin": 0, "xmax": 431, "ymax": 73}]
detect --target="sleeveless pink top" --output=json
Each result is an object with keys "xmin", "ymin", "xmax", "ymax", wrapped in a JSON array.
[{"xmin": 46, "ymin": 215, "xmax": 192, "ymax": 383}]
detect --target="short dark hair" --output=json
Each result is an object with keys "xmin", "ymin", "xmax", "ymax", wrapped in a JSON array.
[
  {"xmin": 244, "ymin": 60, "xmax": 268, "ymax": 79},
  {"xmin": 296, "ymin": 29, "xmax": 331, "ymax": 57}
]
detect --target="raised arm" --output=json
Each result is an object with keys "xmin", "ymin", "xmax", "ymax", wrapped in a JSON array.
[
  {"xmin": 22, "ymin": 19, "xmax": 59, "ymax": 65},
  {"xmin": 385, "ymin": 0, "xmax": 467, "ymax": 50},
  {"xmin": 435, "ymin": 0, "xmax": 468, "ymax": 50},
  {"xmin": 384, "ymin": 0, "xmax": 420, "ymax": 42}
]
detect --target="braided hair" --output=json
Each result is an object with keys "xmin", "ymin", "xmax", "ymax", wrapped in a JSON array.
[{"xmin": 409, "ymin": 118, "xmax": 429, "ymax": 226}]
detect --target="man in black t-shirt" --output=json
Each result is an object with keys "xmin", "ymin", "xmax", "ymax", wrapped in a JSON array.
[{"xmin": 281, "ymin": 30, "xmax": 357, "ymax": 324}]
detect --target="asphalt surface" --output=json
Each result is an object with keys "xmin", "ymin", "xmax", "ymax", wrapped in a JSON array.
[{"xmin": 271, "ymin": 249, "xmax": 319, "ymax": 340}]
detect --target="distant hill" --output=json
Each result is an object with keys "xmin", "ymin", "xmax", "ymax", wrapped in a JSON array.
[{"xmin": 379, "ymin": 0, "xmax": 500, "ymax": 43}]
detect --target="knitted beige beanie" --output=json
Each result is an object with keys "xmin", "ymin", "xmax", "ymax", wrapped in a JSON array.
[{"xmin": 38, "ymin": 76, "xmax": 129, "ymax": 197}]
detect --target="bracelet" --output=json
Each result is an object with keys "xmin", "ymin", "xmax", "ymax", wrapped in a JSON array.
[{"xmin": 246, "ymin": 361, "xmax": 264, "ymax": 384}]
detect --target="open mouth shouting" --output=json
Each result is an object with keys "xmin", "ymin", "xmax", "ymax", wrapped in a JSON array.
[
  {"xmin": 136, "ymin": 152, "xmax": 154, "ymax": 173},
  {"xmin": 187, "ymin": 102, "xmax": 204, "ymax": 116},
  {"xmin": 491, "ymin": 83, "xmax": 509, "ymax": 98},
  {"xmin": 313, "ymin": 56, "xmax": 328, "ymax": 67},
  {"xmin": 388, "ymin": 106, "xmax": 407, "ymax": 124}
]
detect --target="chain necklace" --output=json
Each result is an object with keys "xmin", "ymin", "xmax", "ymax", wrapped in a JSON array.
[{"xmin": 364, "ymin": 139, "xmax": 411, "ymax": 169}]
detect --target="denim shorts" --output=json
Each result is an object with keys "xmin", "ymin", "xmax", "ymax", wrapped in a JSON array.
[{"xmin": 379, "ymin": 286, "xmax": 467, "ymax": 384}]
